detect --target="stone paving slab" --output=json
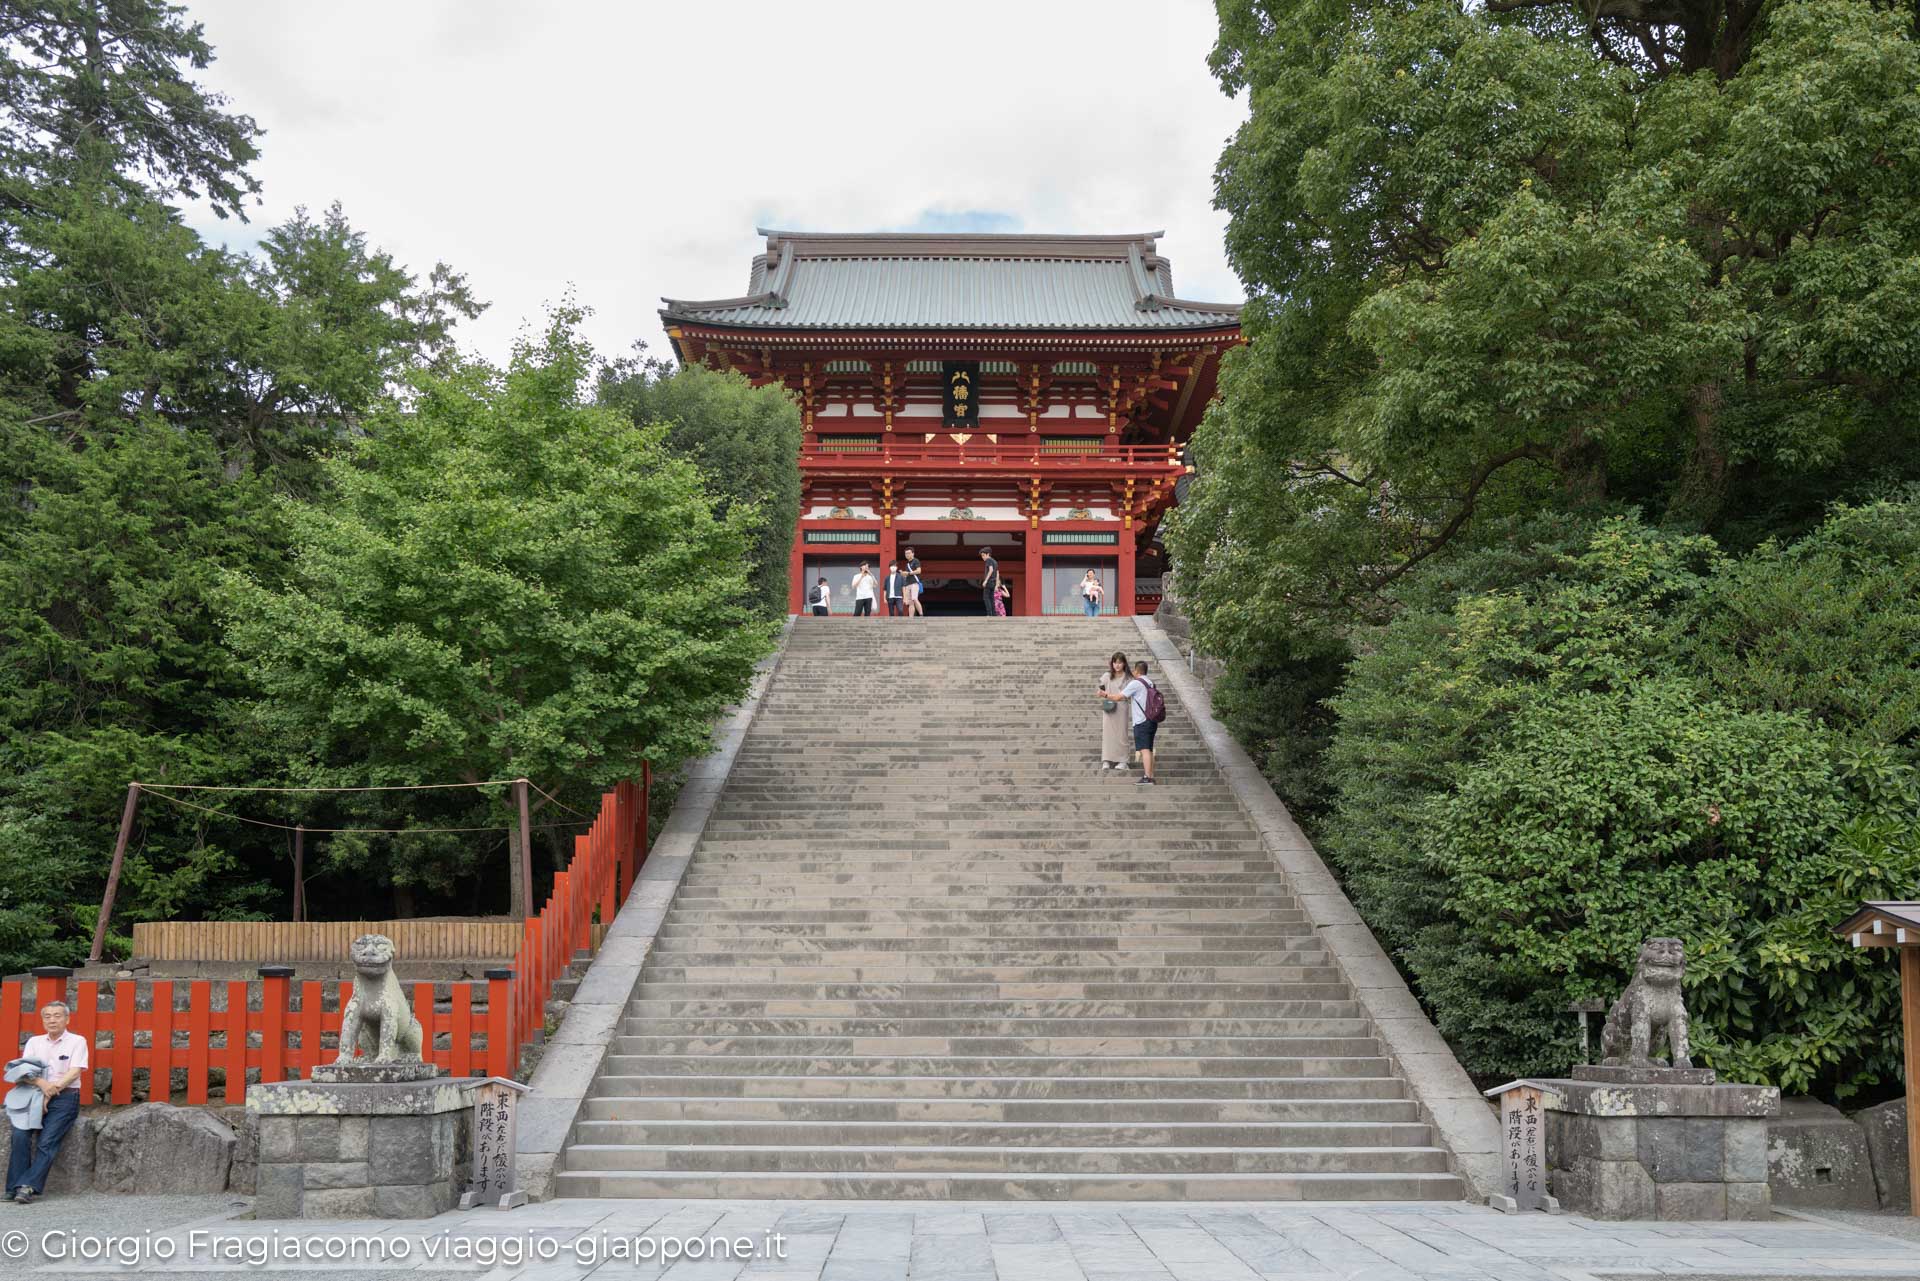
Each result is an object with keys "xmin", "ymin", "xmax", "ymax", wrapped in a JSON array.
[{"xmin": 9, "ymin": 1197, "xmax": 1920, "ymax": 1280}]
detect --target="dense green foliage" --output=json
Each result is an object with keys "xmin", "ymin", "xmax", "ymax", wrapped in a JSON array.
[
  {"xmin": 224, "ymin": 316, "xmax": 772, "ymax": 911},
  {"xmin": 598, "ymin": 358, "xmax": 801, "ymax": 620},
  {"xmin": 0, "ymin": 4, "xmax": 779, "ymax": 967},
  {"xmin": 1324, "ymin": 509, "xmax": 1918, "ymax": 1094},
  {"xmin": 1171, "ymin": 0, "xmax": 1920, "ymax": 1095}
]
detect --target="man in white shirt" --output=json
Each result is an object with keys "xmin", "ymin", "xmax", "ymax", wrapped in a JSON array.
[
  {"xmin": 850, "ymin": 563, "xmax": 878, "ymax": 618},
  {"xmin": 7, "ymin": 1001, "xmax": 88, "ymax": 1203}
]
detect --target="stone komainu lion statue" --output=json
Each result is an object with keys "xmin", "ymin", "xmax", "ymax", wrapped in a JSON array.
[
  {"xmin": 1599, "ymin": 937, "xmax": 1692, "ymax": 1069},
  {"xmin": 335, "ymin": 933, "xmax": 424, "ymax": 1064}
]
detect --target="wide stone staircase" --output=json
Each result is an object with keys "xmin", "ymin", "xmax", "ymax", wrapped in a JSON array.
[{"xmin": 555, "ymin": 618, "xmax": 1465, "ymax": 1199}]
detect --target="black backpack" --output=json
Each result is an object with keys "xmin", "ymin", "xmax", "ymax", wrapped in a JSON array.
[{"xmin": 807, "ymin": 584, "xmax": 824, "ymax": 606}]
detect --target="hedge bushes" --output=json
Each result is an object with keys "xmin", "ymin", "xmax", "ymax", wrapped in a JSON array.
[{"xmin": 1318, "ymin": 503, "xmax": 1920, "ymax": 1097}]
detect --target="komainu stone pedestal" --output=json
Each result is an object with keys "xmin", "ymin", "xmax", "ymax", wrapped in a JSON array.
[
  {"xmin": 248, "ymin": 1079, "xmax": 474, "ymax": 1219},
  {"xmin": 1534, "ymin": 1077, "xmax": 1779, "ymax": 1220}
]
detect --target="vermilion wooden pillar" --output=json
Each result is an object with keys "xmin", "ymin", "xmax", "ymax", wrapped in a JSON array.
[
  {"xmin": 1117, "ymin": 531, "xmax": 1137, "ymax": 617},
  {"xmin": 1023, "ymin": 531, "xmax": 1043, "ymax": 617},
  {"xmin": 789, "ymin": 531, "xmax": 807, "ymax": 615},
  {"xmin": 877, "ymin": 524, "xmax": 898, "ymax": 616}
]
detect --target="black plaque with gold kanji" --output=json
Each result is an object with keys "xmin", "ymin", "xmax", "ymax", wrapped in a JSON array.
[{"xmin": 942, "ymin": 362, "xmax": 980, "ymax": 428}]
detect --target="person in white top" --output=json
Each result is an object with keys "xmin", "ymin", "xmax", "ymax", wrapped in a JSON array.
[
  {"xmin": 850, "ymin": 563, "xmax": 879, "ymax": 618},
  {"xmin": 8, "ymin": 1001, "xmax": 88, "ymax": 1203},
  {"xmin": 1080, "ymin": 570, "xmax": 1105, "ymax": 618},
  {"xmin": 808, "ymin": 577, "xmax": 831, "ymax": 616}
]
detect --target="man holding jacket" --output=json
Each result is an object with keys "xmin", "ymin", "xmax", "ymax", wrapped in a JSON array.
[{"xmin": 6, "ymin": 1002, "xmax": 87, "ymax": 1204}]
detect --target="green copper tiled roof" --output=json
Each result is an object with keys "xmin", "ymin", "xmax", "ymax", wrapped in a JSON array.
[{"xmin": 661, "ymin": 231, "xmax": 1242, "ymax": 332}]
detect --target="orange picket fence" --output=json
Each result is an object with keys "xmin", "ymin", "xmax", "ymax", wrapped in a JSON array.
[{"xmin": 0, "ymin": 773, "xmax": 648, "ymax": 1102}]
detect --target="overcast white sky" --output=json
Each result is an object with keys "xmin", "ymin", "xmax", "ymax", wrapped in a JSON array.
[{"xmin": 181, "ymin": 0, "xmax": 1249, "ymax": 365}]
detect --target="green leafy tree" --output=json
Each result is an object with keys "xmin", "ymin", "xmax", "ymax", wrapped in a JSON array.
[
  {"xmin": 1174, "ymin": 0, "xmax": 1920, "ymax": 649},
  {"xmin": 0, "ymin": 6, "xmax": 486, "ymax": 960},
  {"xmin": 0, "ymin": 0, "xmax": 261, "ymax": 221},
  {"xmin": 0, "ymin": 419, "xmax": 283, "ymax": 967},
  {"xmin": 1320, "ymin": 510, "xmax": 1920, "ymax": 1093},
  {"xmin": 598, "ymin": 357, "xmax": 801, "ymax": 619},
  {"xmin": 223, "ymin": 312, "xmax": 775, "ymax": 914}
]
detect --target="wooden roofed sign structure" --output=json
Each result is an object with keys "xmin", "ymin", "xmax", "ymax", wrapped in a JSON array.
[
  {"xmin": 1835, "ymin": 901, "xmax": 1920, "ymax": 1214},
  {"xmin": 660, "ymin": 230, "xmax": 1243, "ymax": 617}
]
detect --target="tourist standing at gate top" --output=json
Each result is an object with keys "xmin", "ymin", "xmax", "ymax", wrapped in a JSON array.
[
  {"xmin": 979, "ymin": 547, "xmax": 1000, "ymax": 616},
  {"xmin": 1095, "ymin": 660, "xmax": 1159, "ymax": 784},
  {"xmin": 850, "ymin": 563, "xmax": 878, "ymax": 617},
  {"xmin": 6, "ymin": 1001, "xmax": 88, "ymax": 1204},
  {"xmin": 903, "ymin": 547, "xmax": 924, "ymax": 616},
  {"xmin": 995, "ymin": 579, "xmax": 1011, "ymax": 617},
  {"xmin": 883, "ymin": 561, "xmax": 906, "ymax": 617},
  {"xmin": 1081, "ymin": 570, "xmax": 1105, "ymax": 618},
  {"xmin": 809, "ymin": 577, "xmax": 831, "ymax": 616},
  {"xmin": 1097, "ymin": 651, "xmax": 1132, "ymax": 770}
]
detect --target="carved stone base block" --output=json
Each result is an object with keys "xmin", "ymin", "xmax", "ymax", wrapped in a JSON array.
[
  {"xmin": 247, "ymin": 1079, "xmax": 474, "ymax": 1219},
  {"xmin": 1537, "ymin": 1078, "xmax": 1779, "ymax": 1221},
  {"xmin": 308, "ymin": 1060, "xmax": 445, "ymax": 1084},
  {"xmin": 1571, "ymin": 1064, "xmax": 1719, "ymax": 1086}
]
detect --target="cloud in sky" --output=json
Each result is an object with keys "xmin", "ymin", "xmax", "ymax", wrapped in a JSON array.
[{"xmin": 182, "ymin": 0, "xmax": 1248, "ymax": 364}]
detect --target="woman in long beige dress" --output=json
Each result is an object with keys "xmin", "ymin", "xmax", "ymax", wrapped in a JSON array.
[{"xmin": 1098, "ymin": 651, "xmax": 1132, "ymax": 770}]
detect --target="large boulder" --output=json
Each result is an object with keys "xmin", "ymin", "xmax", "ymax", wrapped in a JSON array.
[
  {"xmin": 0, "ymin": 1110, "xmax": 96, "ymax": 1194},
  {"xmin": 1854, "ymin": 1096, "xmax": 1910, "ymax": 1212},
  {"xmin": 93, "ymin": 1103, "xmax": 234, "ymax": 1194},
  {"xmin": 1767, "ymin": 1098, "xmax": 1878, "ymax": 1211}
]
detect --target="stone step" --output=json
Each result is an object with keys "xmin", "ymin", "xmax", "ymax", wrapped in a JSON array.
[
  {"xmin": 550, "ymin": 1170, "xmax": 1467, "ymax": 1200},
  {"xmin": 624, "ymin": 999, "xmax": 1362, "ymax": 1020},
  {"xmin": 618, "ymin": 1021, "xmax": 1382, "ymax": 1044},
  {"xmin": 586, "ymin": 1074, "xmax": 1412, "ymax": 1101},
  {"xmin": 667, "ymin": 891, "xmax": 1302, "ymax": 908},
  {"xmin": 607, "ymin": 1035, "xmax": 1381, "ymax": 1058},
  {"xmin": 639, "ymin": 948, "xmax": 1325, "ymax": 968},
  {"xmin": 645, "ymin": 935, "xmax": 1324, "ymax": 953},
  {"xmin": 658, "ymin": 908, "xmax": 1308, "ymax": 924},
  {"xmin": 558, "ymin": 619, "xmax": 1461, "ymax": 1202},
  {"xmin": 593, "ymin": 1054, "xmax": 1397, "ymax": 1078},
  {"xmin": 569, "ymin": 1118, "xmax": 1436, "ymax": 1149},
  {"xmin": 577, "ymin": 1096, "xmax": 1423, "ymax": 1123},
  {"xmin": 634, "ymin": 966, "xmax": 1345, "ymax": 985},
  {"xmin": 560, "ymin": 1141, "xmax": 1451, "ymax": 1176},
  {"xmin": 653, "ymin": 921, "xmax": 1298, "ymax": 939},
  {"xmin": 625, "ymin": 990, "xmax": 1351, "ymax": 1006}
]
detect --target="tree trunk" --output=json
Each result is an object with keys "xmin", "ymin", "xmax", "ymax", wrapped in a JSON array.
[
  {"xmin": 392, "ymin": 882, "xmax": 416, "ymax": 919},
  {"xmin": 1554, "ymin": 425, "xmax": 1608, "ymax": 506},
  {"xmin": 1668, "ymin": 382, "xmax": 1728, "ymax": 528}
]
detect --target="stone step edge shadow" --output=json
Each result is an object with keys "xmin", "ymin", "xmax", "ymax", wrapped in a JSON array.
[
  {"xmin": 1131, "ymin": 615, "xmax": 1504, "ymax": 1202},
  {"xmin": 515, "ymin": 616, "xmax": 798, "ymax": 1201}
]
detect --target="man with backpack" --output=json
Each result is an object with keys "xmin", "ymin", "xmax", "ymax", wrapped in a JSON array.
[
  {"xmin": 1095, "ymin": 660, "xmax": 1165, "ymax": 784},
  {"xmin": 808, "ymin": 577, "xmax": 831, "ymax": 616}
]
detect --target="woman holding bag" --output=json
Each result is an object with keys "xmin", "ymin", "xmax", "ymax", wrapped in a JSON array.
[{"xmin": 1097, "ymin": 651, "xmax": 1131, "ymax": 770}]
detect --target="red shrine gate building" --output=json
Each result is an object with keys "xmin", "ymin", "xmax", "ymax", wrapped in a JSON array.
[{"xmin": 661, "ymin": 230, "xmax": 1242, "ymax": 616}]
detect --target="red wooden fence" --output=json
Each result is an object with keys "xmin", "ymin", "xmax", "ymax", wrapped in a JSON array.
[{"xmin": 0, "ymin": 774, "xmax": 648, "ymax": 1103}]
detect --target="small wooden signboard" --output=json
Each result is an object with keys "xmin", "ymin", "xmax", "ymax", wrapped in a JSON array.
[
  {"xmin": 460, "ymin": 1076, "xmax": 532, "ymax": 1210},
  {"xmin": 1834, "ymin": 901, "xmax": 1920, "ymax": 1217},
  {"xmin": 1483, "ymin": 1080, "xmax": 1560, "ymax": 1214}
]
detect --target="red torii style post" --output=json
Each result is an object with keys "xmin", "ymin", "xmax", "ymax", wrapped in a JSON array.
[{"xmin": 1835, "ymin": 901, "xmax": 1920, "ymax": 1216}]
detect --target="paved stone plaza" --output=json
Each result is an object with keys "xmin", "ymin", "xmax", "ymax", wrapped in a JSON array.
[{"xmin": 10, "ymin": 1195, "xmax": 1920, "ymax": 1279}]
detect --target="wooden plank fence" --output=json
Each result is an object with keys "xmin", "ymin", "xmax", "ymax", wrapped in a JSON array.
[
  {"xmin": 6, "ymin": 773, "xmax": 649, "ymax": 1100},
  {"xmin": 132, "ymin": 920, "xmax": 523, "ymax": 963}
]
